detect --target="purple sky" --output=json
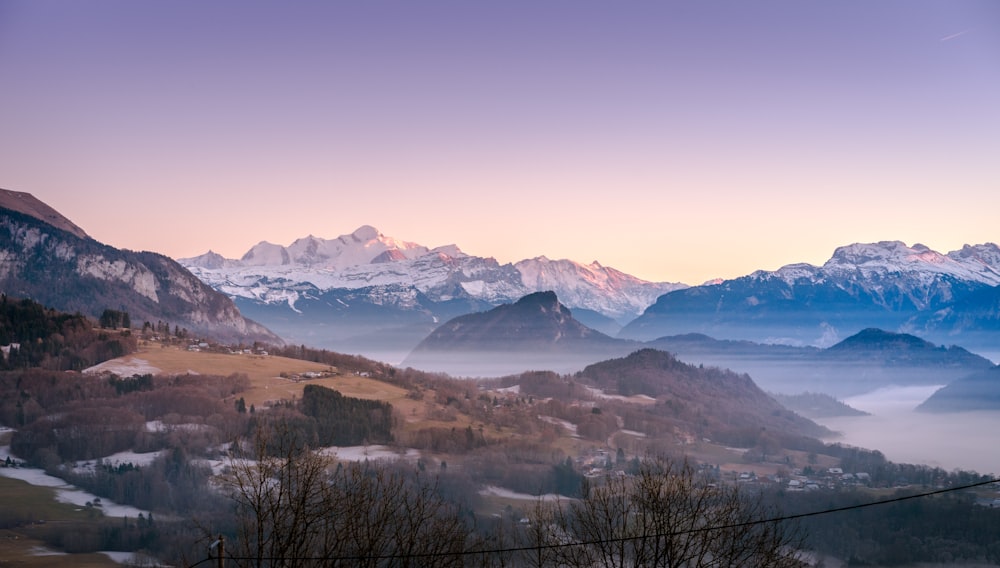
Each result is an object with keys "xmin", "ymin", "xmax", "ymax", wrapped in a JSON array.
[{"xmin": 1, "ymin": 1, "xmax": 998, "ymax": 284}]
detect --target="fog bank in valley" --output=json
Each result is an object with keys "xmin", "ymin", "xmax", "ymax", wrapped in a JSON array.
[{"xmin": 815, "ymin": 385, "xmax": 1000, "ymax": 476}]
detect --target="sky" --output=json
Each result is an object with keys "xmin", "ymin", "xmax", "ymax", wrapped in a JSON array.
[{"xmin": 1, "ymin": 0, "xmax": 998, "ymax": 285}]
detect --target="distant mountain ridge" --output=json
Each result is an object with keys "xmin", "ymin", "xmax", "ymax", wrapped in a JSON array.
[
  {"xmin": 918, "ymin": 366, "xmax": 1000, "ymax": 413},
  {"xmin": 181, "ymin": 226, "xmax": 683, "ymax": 321},
  {"xmin": 181, "ymin": 233, "xmax": 1000, "ymax": 365},
  {"xmin": 402, "ymin": 291, "xmax": 641, "ymax": 376},
  {"xmin": 398, "ymin": 287, "xmax": 992, "ymax": 395},
  {"xmin": 0, "ymin": 190, "xmax": 279, "ymax": 345},
  {"xmin": 180, "ymin": 226, "xmax": 684, "ymax": 361},
  {"xmin": 649, "ymin": 328, "xmax": 994, "ymax": 397},
  {"xmin": 621, "ymin": 240, "xmax": 1000, "ymax": 355}
]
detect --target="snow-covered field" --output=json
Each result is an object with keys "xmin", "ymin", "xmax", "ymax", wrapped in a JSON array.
[
  {"xmin": 618, "ymin": 429, "xmax": 647, "ymax": 438},
  {"xmin": 317, "ymin": 445, "xmax": 421, "ymax": 462},
  {"xmin": 71, "ymin": 450, "xmax": 167, "ymax": 475},
  {"xmin": 538, "ymin": 415, "xmax": 578, "ymax": 437},
  {"xmin": 478, "ymin": 485, "xmax": 565, "ymax": 502},
  {"xmin": 584, "ymin": 386, "xmax": 656, "ymax": 404},
  {"xmin": 83, "ymin": 357, "xmax": 162, "ymax": 376},
  {"xmin": 1, "ymin": 444, "xmax": 153, "ymax": 518}
]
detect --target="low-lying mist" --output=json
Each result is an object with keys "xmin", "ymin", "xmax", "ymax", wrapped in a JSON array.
[
  {"xmin": 815, "ymin": 385, "xmax": 1000, "ymax": 475},
  {"xmin": 399, "ymin": 352, "xmax": 603, "ymax": 378}
]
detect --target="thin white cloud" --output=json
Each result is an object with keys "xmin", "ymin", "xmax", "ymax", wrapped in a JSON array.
[{"xmin": 940, "ymin": 28, "xmax": 973, "ymax": 42}]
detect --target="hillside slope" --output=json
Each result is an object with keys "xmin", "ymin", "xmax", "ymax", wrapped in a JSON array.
[
  {"xmin": 576, "ymin": 348, "xmax": 831, "ymax": 441},
  {"xmin": 0, "ymin": 190, "xmax": 280, "ymax": 345}
]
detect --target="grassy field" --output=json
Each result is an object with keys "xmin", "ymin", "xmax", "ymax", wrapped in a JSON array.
[
  {"xmin": 110, "ymin": 343, "xmax": 480, "ymax": 433},
  {"xmin": 0, "ymin": 477, "xmax": 118, "ymax": 567}
]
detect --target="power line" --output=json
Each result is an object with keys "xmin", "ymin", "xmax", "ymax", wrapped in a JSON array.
[{"xmin": 197, "ymin": 475, "xmax": 1000, "ymax": 565}]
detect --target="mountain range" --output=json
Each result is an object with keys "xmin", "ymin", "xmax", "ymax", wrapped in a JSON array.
[
  {"xmin": 4, "ymin": 187, "xmax": 998, "ymax": 392},
  {"xmin": 621, "ymin": 241, "xmax": 1000, "ymax": 357},
  {"xmin": 182, "ymin": 229, "xmax": 1000, "ymax": 365},
  {"xmin": 0, "ymin": 189, "xmax": 279, "ymax": 345},
  {"xmin": 399, "ymin": 288, "xmax": 993, "ymax": 396},
  {"xmin": 179, "ymin": 226, "xmax": 684, "ymax": 362},
  {"xmin": 649, "ymin": 328, "xmax": 994, "ymax": 397}
]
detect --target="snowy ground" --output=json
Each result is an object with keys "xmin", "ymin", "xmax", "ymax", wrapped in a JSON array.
[
  {"xmin": 317, "ymin": 445, "xmax": 421, "ymax": 462},
  {"xmin": 538, "ymin": 415, "xmax": 578, "ymax": 437},
  {"xmin": 98, "ymin": 550, "xmax": 166, "ymax": 565},
  {"xmin": 1, "ymin": 444, "xmax": 153, "ymax": 518},
  {"xmin": 618, "ymin": 429, "xmax": 647, "ymax": 438},
  {"xmin": 29, "ymin": 546, "xmax": 66, "ymax": 556},
  {"xmin": 71, "ymin": 450, "xmax": 168, "ymax": 475},
  {"xmin": 83, "ymin": 357, "xmax": 161, "ymax": 376},
  {"xmin": 197, "ymin": 445, "xmax": 422, "ymax": 477},
  {"xmin": 584, "ymin": 386, "xmax": 656, "ymax": 403},
  {"xmin": 478, "ymin": 486, "xmax": 565, "ymax": 502}
]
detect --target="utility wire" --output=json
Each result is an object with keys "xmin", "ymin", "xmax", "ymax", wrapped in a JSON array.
[{"xmin": 197, "ymin": 476, "xmax": 1000, "ymax": 564}]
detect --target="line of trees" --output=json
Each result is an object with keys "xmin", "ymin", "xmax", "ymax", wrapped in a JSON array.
[
  {"xmin": 300, "ymin": 384, "xmax": 393, "ymax": 447},
  {"xmin": 0, "ymin": 296, "xmax": 136, "ymax": 370}
]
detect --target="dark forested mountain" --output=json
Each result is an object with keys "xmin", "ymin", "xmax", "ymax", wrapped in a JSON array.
[
  {"xmin": 620, "ymin": 241, "xmax": 1000, "ymax": 356},
  {"xmin": 819, "ymin": 327, "xmax": 990, "ymax": 366},
  {"xmin": 402, "ymin": 291, "xmax": 640, "ymax": 376},
  {"xmin": 0, "ymin": 190, "xmax": 279, "ymax": 345},
  {"xmin": 575, "ymin": 348, "xmax": 831, "ymax": 441},
  {"xmin": 917, "ymin": 366, "xmax": 1000, "ymax": 413},
  {"xmin": 769, "ymin": 392, "xmax": 870, "ymax": 419},
  {"xmin": 648, "ymin": 329, "xmax": 994, "ymax": 397}
]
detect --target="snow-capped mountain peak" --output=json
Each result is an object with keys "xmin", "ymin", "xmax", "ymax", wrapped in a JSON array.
[
  {"xmin": 513, "ymin": 256, "xmax": 686, "ymax": 321},
  {"xmin": 620, "ymin": 240, "xmax": 1000, "ymax": 351},
  {"xmin": 350, "ymin": 225, "xmax": 380, "ymax": 242},
  {"xmin": 180, "ymin": 250, "xmax": 237, "ymax": 270},
  {"xmin": 825, "ymin": 240, "xmax": 917, "ymax": 267},
  {"xmin": 818, "ymin": 241, "xmax": 1000, "ymax": 284},
  {"xmin": 178, "ymin": 226, "xmax": 686, "ymax": 328},
  {"xmin": 220, "ymin": 226, "xmax": 438, "ymax": 271},
  {"xmin": 947, "ymin": 243, "xmax": 1000, "ymax": 279},
  {"xmin": 429, "ymin": 244, "xmax": 465, "ymax": 259},
  {"xmin": 240, "ymin": 241, "xmax": 290, "ymax": 266}
]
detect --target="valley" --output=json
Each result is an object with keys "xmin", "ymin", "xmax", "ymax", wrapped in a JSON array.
[
  {"xmin": 816, "ymin": 386, "xmax": 1000, "ymax": 475},
  {"xmin": 4, "ymin": 331, "xmax": 997, "ymax": 566}
]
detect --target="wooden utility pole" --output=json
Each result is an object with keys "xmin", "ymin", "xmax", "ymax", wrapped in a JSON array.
[{"xmin": 216, "ymin": 534, "xmax": 225, "ymax": 568}]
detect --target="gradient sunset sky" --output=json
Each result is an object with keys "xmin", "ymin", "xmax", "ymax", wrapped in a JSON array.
[{"xmin": 2, "ymin": 1, "xmax": 997, "ymax": 284}]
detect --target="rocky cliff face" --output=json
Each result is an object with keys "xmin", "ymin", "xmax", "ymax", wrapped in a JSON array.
[{"xmin": 0, "ymin": 192, "xmax": 280, "ymax": 345}]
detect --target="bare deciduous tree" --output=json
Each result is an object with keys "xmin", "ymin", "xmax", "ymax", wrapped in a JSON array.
[
  {"xmin": 526, "ymin": 457, "xmax": 804, "ymax": 568},
  {"xmin": 222, "ymin": 420, "xmax": 469, "ymax": 567}
]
